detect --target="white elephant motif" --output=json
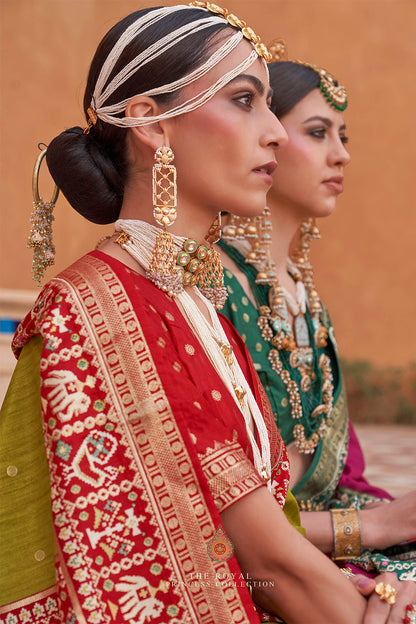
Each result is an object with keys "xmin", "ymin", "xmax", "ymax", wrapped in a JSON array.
[
  {"xmin": 116, "ymin": 575, "xmax": 164, "ymax": 622},
  {"xmin": 44, "ymin": 369, "xmax": 95, "ymax": 421}
]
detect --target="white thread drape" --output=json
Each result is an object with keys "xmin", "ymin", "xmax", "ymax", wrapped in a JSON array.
[
  {"xmin": 90, "ymin": 5, "xmax": 263, "ymax": 128},
  {"xmin": 115, "ymin": 219, "xmax": 272, "ymax": 488}
]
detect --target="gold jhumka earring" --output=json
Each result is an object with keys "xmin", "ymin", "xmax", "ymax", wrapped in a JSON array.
[
  {"xmin": 27, "ymin": 148, "xmax": 59, "ymax": 286},
  {"xmin": 221, "ymin": 213, "xmax": 258, "ymax": 243},
  {"xmin": 146, "ymin": 146, "xmax": 183, "ymax": 295}
]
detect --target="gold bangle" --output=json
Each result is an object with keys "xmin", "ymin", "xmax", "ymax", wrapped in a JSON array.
[{"xmin": 330, "ymin": 507, "xmax": 362, "ymax": 560}]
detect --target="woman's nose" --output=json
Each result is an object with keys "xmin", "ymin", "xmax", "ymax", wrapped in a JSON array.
[
  {"xmin": 263, "ymin": 109, "xmax": 288, "ymax": 148},
  {"xmin": 332, "ymin": 139, "xmax": 351, "ymax": 167}
]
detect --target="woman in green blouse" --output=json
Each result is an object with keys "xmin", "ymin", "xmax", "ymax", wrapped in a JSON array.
[{"xmin": 219, "ymin": 59, "xmax": 416, "ymax": 581}]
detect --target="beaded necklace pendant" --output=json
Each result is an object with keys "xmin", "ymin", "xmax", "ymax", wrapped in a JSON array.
[{"xmin": 294, "ymin": 314, "xmax": 310, "ymax": 348}]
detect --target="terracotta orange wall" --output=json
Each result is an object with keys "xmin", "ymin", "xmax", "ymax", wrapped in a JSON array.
[{"xmin": 1, "ymin": 0, "xmax": 415, "ymax": 366}]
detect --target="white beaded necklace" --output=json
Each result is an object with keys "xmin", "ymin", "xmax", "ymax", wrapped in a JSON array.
[{"xmin": 115, "ymin": 219, "xmax": 272, "ymax": 488}]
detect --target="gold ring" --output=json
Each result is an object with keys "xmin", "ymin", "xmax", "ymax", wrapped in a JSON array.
[{"xmin": 375, "ymin": 582, "xmax": 397, "ymax": 605}]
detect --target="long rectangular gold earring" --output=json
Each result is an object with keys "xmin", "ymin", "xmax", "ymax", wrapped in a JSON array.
[{"xmin": 146, "ymin": 146, "xmax": 182, "ymax": 296}]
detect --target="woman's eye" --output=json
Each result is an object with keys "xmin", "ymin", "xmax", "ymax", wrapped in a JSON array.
[
  {"xmin": 235, "ymin": 92, "xmax": 254, "ymax": 108},
  {"xmin": 309, "ymin": 128, "xmax": 326, "ymax": 139},
  {"xmin": 340, "ymin": 135, "xmax": 349, "ymax": 144}
]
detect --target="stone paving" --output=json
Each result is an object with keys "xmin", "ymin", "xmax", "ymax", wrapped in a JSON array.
[{"xmin": 354, "ymin": 424, "xmax": 416, "ymax": 497}]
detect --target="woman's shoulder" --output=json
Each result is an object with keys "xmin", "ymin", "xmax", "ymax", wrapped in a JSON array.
[{"xmin": 12, "ymin": 250, "xmax": 169, "ymax": 354}]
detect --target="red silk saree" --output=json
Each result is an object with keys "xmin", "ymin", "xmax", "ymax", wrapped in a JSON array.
[{"xmin": 0, "ymin": 251, "xmax": 291, "ymax": 623}]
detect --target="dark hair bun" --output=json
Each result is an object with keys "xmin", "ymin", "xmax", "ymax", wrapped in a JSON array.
[{"xmin": 46, "ymin": 127, "xmax": 124, "ymax": 224}]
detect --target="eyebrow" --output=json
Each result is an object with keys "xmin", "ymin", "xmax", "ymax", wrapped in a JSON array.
[
  {"xmin": 227, "ymin": 74, "xmax": 274, "ymax": 100},
  {"xmin": 303, "ymin": 115, "xmax": 346, "ymax": 131}
]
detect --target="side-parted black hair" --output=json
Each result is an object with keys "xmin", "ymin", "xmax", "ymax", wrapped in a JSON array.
[
  {"xmin": 46, "ymin": 7, "xmax": 231, "ymax": 224},
  {"xmin": 268, "ymin": 61, "xmax": 321, "ymax": 120}
]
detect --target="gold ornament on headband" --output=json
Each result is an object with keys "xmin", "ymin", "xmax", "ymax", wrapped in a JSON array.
[
  {"xmin": 267, "ymin": 38, "xmax": 288, "ymax": 62},
  {"xmin": 297, "ymin": 61, "xmax": 347, "ymax": 111},
  {"xmin": 28, "ymin": 148, "xmax": 59, "ymax": 286},
  {"xmin": 189, "ymin": 2, "xmax": 272, "ymax": 61},
  {"xmin": 83, "ymin": 107, "xmax": 98, "ymax": 134}
]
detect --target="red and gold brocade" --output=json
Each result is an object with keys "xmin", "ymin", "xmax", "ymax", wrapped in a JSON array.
[{"xmin": 3, "ymin": 251, "xmax": 289, "ymax": 623}]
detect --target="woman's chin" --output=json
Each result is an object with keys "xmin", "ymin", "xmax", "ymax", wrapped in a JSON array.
[
  {"xmin": 307, "ymin": 200, "xmax": 338, "ymax": 220},
  {"xmin": 230, "ymin": 195, "xmax": 268, "ymax": 218}
]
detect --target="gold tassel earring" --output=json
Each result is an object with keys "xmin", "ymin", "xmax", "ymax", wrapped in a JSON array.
[
  {"xmin": 197, "ymin": 212, "xmax": 228, "ymax": 310},
  {"xmin": 27, "ymin": 148, "xmax": 59, "ymax": 287},
  {"xmin": 146, "ymin": 146, "xmax": 182, "ymax": 296}
]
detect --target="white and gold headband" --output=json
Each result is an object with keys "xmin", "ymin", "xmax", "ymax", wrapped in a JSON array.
[{"xmin": 86, "ymin": 3, "xmax": 271, "ymax": 130}]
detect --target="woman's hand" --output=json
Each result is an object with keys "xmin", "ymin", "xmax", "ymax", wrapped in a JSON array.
[
  {"xmin": 221, "ymin": 487, "xmax": 367, "ymax": 624},
  {"xmin": 362, "ymin": 490, "xmax": 416, "ymax": 550},
  {"xmin": 300, "ymin": 491, "xmax": 416, "ymax": 553},
  {"xmin": 350, "ymin": 572, "xmax": 416, "ymax": 624}
]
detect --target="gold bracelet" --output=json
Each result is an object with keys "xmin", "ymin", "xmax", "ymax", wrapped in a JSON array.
[{"xmin": 330, "ymin": 507, "xmax": 362, "ymax": 560}]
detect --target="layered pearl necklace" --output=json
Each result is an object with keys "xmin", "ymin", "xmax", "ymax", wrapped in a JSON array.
[
  {"xmin": 114, "ymin": 219, "xmax": 272, "ymax": 487},
  {"xmin": 262, "ymin": 259, "xmax": 335, "ymax": 454}
]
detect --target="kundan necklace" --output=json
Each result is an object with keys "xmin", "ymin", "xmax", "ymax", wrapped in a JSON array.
[
  {"xmin": 114, "ymin": 219, "xmax": 272, "ymax": 487},
  {"xmin": 222, "ymin": 210, "xmax": 334, "ymax": 454}
]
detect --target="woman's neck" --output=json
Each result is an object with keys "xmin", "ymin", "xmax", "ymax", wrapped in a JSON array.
[{"xmin": 268, "ymin": 199, "xmax": 303, "ymax": 280}]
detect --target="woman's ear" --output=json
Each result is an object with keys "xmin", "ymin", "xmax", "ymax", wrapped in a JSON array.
[{"xmin": 125, "ymin": 95, "xmax": 170, "ymax": 150}]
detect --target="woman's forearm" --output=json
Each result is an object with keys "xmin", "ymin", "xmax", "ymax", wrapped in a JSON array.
[
  {"xmin": 299, "ymin": 510, "xmax": 334, "ymax": 552},
  {"xmin": 221, "ymin": 488, "xmax": 367, "ymax": 624},
  {"xmin": 300, "ymin": 496, "xmax": 416, "ymax": 555},
  {"xmin": 300, "ymin": 508, "xmax": 384, "ymax": 554},
  {"xmin": 249, "ymin": 533, "xmax": 367, "ymax": 624}
]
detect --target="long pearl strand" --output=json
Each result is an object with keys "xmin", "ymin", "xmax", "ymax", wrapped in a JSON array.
[{"xmin": 115, "ymin": 219, "xmax": 272, "ymax": 488}]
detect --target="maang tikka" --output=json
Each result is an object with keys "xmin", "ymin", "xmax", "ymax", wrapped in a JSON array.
[{"xmin": 146, "ymin": 146, "xmax": 183, "ymax": 295}]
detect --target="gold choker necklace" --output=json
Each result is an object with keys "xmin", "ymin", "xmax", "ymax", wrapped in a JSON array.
[{"xmin": 114, "ymin": 219, "xmax": 228, "ymax": 310}]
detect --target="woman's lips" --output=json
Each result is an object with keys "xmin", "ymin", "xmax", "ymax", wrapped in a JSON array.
[
  {"xmin": 253, "ymin": 161, "xmax": 277, "ymax": 185},
  {"xmin": 323, "ymin": 176, "xmax": 344, "ymax": 194}
]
